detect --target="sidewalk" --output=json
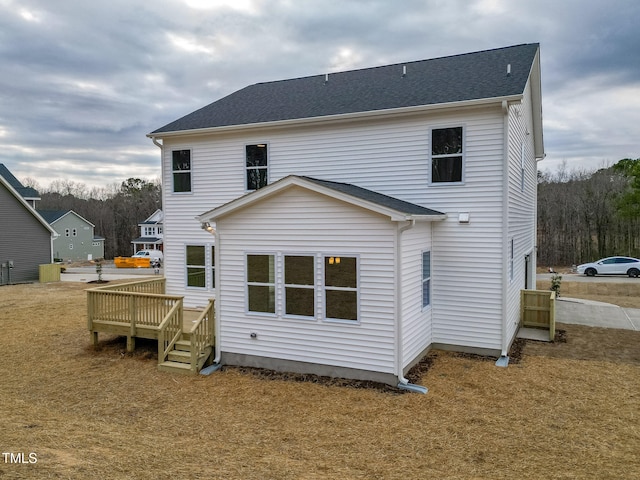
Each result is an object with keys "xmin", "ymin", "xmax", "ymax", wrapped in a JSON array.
[
  {"xmin": 60, "ymin": 265, "xmax": 162, "ymax": 283},
  {"xmin": 556, "ymin": 297, "xmax": 640, "ymax": 331}
]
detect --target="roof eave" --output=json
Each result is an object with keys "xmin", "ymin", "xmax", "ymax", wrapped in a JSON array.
[{"xmin": 149, "ymin": 94, "xmax": 524, "ymax": 139}]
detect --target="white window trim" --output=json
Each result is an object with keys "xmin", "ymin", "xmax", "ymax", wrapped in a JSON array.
[
  {"xmin": 422, "ymin": 250, "xmax": 431, "ymax": 310},
  {"xmin": 185, "ymin": 243, "xmax": 215, "ymax": 290},
  {"xmin": 429, "ymin": 125, "xmax": 466, "ymax": 186},
  {"xmin": 245, "ymin": 252, "xmax": 277, "ymax": 317},
  {"xmin": 245, "ymin": 143, "xmax": 269, "ymax": 192},
  {"xmin": 244, "ymin": 251, "xmax": 360, "ymax": 324},
  {"xmin": 171, "ymin": 149, "xmax": 192, "ymax": 194},
  {"xmin": 283, "ymin": 254, "xmax": 316, "ymax": 321}
]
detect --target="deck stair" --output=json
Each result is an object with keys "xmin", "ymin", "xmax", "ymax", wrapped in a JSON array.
[
  {"xmin": 158, "ymin": 333, "xmax": 213, "ymax": 374},
  {"xmin": 86, "ymin": 279, "xmax": 215, "ymax": 376}
]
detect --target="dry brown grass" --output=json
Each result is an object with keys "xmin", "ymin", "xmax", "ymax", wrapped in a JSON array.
[{"xmin": 1, "ymin": 281, "xmax": 639, "ymax": 479}]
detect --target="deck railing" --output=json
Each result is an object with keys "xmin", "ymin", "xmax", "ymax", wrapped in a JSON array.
[
  {"xmin": 158, "ymin": 299, "xmax": 184, "ymax": 364},
  {"xmin": 520, "ymin": 289, "xmax": 556, "ymax": 341},
  {"xmin": 188, "ymin": 299, "xmax": 216, "ymax": 373},
  {"xmin": 87, "ymin": 278, "xmax": 182, "ymax": 351}
]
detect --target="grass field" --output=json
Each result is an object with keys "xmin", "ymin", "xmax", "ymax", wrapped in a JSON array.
[{"xmin": 1, "ymin": 280, "xmax": 639, "ymax": 479}]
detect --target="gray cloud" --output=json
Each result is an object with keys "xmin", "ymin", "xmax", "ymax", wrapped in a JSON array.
[{"xmin": 0, "ymin": 0, "xmax": 638, "ymax": 189}]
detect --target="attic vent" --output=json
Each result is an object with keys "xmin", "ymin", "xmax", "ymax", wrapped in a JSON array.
[
  {"xmin": 324, "ymin": 73, "xmax": 329, "ymax": 84},
  {"xmin": 507, "ymin": 63, "xmax": 511, "ymax": 76},
  {"xmin": 402, "ymin": 65, "xmax": 407, "ymax": 77}
]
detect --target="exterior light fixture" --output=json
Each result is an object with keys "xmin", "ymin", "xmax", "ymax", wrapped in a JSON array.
[{"xmin": 201, "ymin": 222, "xmax": 216, "ymax": 234}]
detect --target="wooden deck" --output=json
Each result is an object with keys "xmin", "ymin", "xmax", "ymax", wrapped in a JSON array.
[{"xmin": 87, "ymin": 278, "xmax": 215, "ymax": 374}]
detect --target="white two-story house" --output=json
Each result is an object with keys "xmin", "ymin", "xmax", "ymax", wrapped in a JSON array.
[{"xmin": 147, "ymin": 44, "xmax": 544, "ymax": 387}]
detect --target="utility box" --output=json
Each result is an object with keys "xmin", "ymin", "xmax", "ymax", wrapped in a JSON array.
[{"xmin": 39, "ymin": 264, "xmax": 62, "ymax": 283}]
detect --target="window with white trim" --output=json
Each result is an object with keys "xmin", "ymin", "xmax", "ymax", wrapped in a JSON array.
[
  {"xmin": 422, "ymin": 251, "xmax": 431, "ymax": 308},
  {"xmin": 247, "ymin": 254, "xmax": 276, "ymax": 314},
  {"xmin": 324, "ymin": 256, "xmax": 358, "ymax": 321},
  {"xmin": 65, "ymin": 228, "xmax": 70, "ymax": 237},
  {"xmin": 186, "ymin": 245, "xmax": 206, "ymax": 288},
  {"xmin": 72, "ymin": 228, "xmax": 77, "ymax": 237},
  {"xmin": 245, "ymin": 253, "xmax": 358, "ymax": 322},
  {"xmin": 172, "ymin": 149, "xmax": 191, "ymax": 193},
  {"xmin": 284, "ymin": 255, "xmax": 315, "ymax": 317},
  {"xmin": 246, "ymin": 144, "xmax": 268, "ymax": 190},
  {"xmin": 431, "ymin": 127, "xmax": 463, "ymax": 183}
]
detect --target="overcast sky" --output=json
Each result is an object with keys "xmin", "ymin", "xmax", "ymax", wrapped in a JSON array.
[{"xmin": 1, "ymin": 0, "xmax": 638, "ymax": 190}]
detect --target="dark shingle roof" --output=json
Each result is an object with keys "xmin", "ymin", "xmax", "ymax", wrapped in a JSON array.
[
  {"xmin": 301, "ymin": 177, "xmax": 444, "ymax": 217},
  {"xmin": 0, "ymin": 164, "xmax": 40, "ymax": 199},
  {"xmin": 37, "ymin": 210, "xmax": 68, "ymax": 223},
  {"xmin": 151, "ymin": 43, "xmax": 539, "ymax": 134}
]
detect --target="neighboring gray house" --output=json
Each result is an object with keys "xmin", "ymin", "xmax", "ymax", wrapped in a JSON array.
[
  {"xmin": 0, "ymin": 164, "xmax": 55, "ymax": 284},
  {"xmin": 148, "ymin": 44, "xmax": 544, "ymax": 386},
  {"xmin": 131, "ymin": 209, "xmax": 164, "ymax": 254},
  {"xmin": 38, "ymin": 210, "xmax": 105, "ymax": 262}
]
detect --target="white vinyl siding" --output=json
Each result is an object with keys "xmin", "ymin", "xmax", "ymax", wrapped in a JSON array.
[
  {"xmin": 505, "ymin": 80, "xmax": 539, "ymax": 345},
  {"xmin": 400, "ymin": 222, "xmax": 433, "ymax": 370},
  {"xmin": 161, "ymin": 105, "xmax": 522, "ymax": 355},
  {"xmin": 216, "ymin": 186, "xmax": 397, "ymax": 374}
]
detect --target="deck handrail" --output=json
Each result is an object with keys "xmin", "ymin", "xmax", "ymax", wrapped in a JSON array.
[
  {"xmin": 88, "ymin": 277, "xmax": 166, "ymax": 294},
  {"xmin": 158, "ymin": 299, "xmax": 184, "ymax": 363},
  {"xmin": 188, "ymin": 299, "xmax": 215, "ymax": 373},
  {"xmin": 87, "ymin": 278, "xmax": 180, "ymax": 333}
]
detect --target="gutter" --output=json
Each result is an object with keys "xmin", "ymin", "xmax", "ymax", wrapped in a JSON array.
[
  {"xmin": 395, "ymin": 219, "xmax": 428, "ymax": 394},
  {"xmin": 147, "ymin": 94, "xmax": 524, "ymax": 140}
]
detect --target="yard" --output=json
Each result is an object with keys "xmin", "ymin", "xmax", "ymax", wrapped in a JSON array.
[{"xmin": 1, "ymin": 280, "xmax": 638, "ymax": 479}]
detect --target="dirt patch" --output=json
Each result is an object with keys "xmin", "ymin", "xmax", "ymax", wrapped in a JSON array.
[{"xmin": 1, "ymin": 281, "xmax": 639, "ymax": 479}]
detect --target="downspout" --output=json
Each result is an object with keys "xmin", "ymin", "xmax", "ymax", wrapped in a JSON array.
[
  {"xmin": 395, "ymin": 219, "xmax": 428, "ymax": 394},
  {"xmin": 200, "ymin": 223, "xmax": 223, "ymax": 375},
  {"xmin": 496, "ymin": 100, "xmax": 511, "ymax": 367}
]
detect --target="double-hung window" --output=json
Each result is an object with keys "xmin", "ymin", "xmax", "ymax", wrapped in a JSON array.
[
  {"xmin": 284, "ymin": 255, "xmax": 315, "ymax": 318},
  {"xmin": 247, "ymin": 254, "xmax": 276, "ymax": 314},
  {"xmin": 422, "ymin": 251, "xmax": 431, "ymax": 308},
  {"xmin": 431, "ymin": 127, "xmax": 463, "ymax": 183},
  {"xmin": 186, "ymin": 245, "xmax": 206, "ymax": 288},
  {"xmin": 246, "ymin": 144, "xmax": 268, "ymax": 190},
  {"xmin": 185, "ymin": 245, "xmax": 215, "ymax": 288},
  {"xmin": 245, "ymin": 254, "xmax": 358, "ymax": 322},
  {"xmin": 324, "ymin": 256, "xmax": 358, "ymax": 321},
  {"xmin": 172, "ymin": 150, "xmax": 191, "ymax": 193}
]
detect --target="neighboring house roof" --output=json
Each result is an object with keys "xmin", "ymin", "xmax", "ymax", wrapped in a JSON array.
[
  {"xmin": 38, "ymin": 209, "xmax": 96, "ymax": 228},
  {"xmin": 0, "ymin": 173, "xmax": 56, "ymax": 235},
  {"xmin": 139, "ymin": 209, "xmax": 164, "ymax": 226},
  {"xmin": 0, "ymin": 163, "xmax": 40, "ymax": 200},
  {"xmin": 151, "ymin": 43, "xmax": 540, "ymax": 136},
  {"xmin": 131, "ymin": 236, "xmax": 163, "ymax": 244},
  {"xmin": 198, "ymin": 175, "xmax": 446, "ymax": 223}
]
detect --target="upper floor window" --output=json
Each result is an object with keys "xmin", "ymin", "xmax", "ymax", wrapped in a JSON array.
[
  {"xmin": 72, "ymin": 228, "xmax": 77, "ymax": 237},
  {"xmin": 172, "ymin": 150, "xmax": 191, "ymax": 193},
  {"xmin": 65, "ymin": 228, "xmax": 70, "ymax": 237},
  {"xmin": 246, "ymin": 144, "xmax": 268, "ymax": 190},
  {"xmin": 431, "ymin": 127, "xmax": 463, "ymax": 183}
]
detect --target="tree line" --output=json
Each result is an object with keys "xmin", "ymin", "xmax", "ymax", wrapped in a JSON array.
[
  {"xmin": 537, "ymin": 158, "xmax": 640, "ymax": 267},
  {"xmin": 25, "ymin": 177, "xmax": 161, "ymax": 260},
  {"xmin": 24, "ymin": 157, "xmax": 640, "ymax": 266}
]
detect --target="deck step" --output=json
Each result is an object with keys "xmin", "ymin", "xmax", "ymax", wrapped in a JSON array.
[
  {"xmin": 175, "ymin": 339, "xmax": 191, "ymax": 351},
  {"xmin": 167, "ymin": 349, "xmax": 191, "ymax": 363},
  {"xmin": 157, "ymin": 361, "xmax": 194, "ymax": 374}
]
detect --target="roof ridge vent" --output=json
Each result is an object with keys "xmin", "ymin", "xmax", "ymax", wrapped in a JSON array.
[
  {"xmin": 324, "ymin": 73, "xmax": 329, "ymax": 84},
  {"xmin": 402, "ymin": 65, "xmax": 407, "ymax": 77},
  {"xmin": 507, "ymin": 63, "xmax": 511, "ymax": 76}
]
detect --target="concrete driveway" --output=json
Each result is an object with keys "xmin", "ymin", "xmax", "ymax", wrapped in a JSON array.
[{"xmin": 556, "ymin": 297, "xmax": 640, "ymax": 331}]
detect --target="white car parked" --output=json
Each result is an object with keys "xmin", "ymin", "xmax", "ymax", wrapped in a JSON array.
[{"xmin": 576, "ymin": 256, "xmax": 640, "ymax": 277}]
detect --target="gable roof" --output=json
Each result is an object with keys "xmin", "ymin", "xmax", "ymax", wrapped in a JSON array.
[
  {"xmin": 38, "ymin": 209, "xmax": 96, "ymax": 228},
  {"xmin": 151, "ymin": 43, "xmax": 539, "ymax": 136},
  {"xmin": 198, "ymin": 175, "xmax": 445, "ymax": 223},
  {"xmin": 0, "ymin": 174, "xmax": 56, "ymax": 235},
  {"xmin": 0, "ymin": 163, "xmax": 40, "ymax": 200}
]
